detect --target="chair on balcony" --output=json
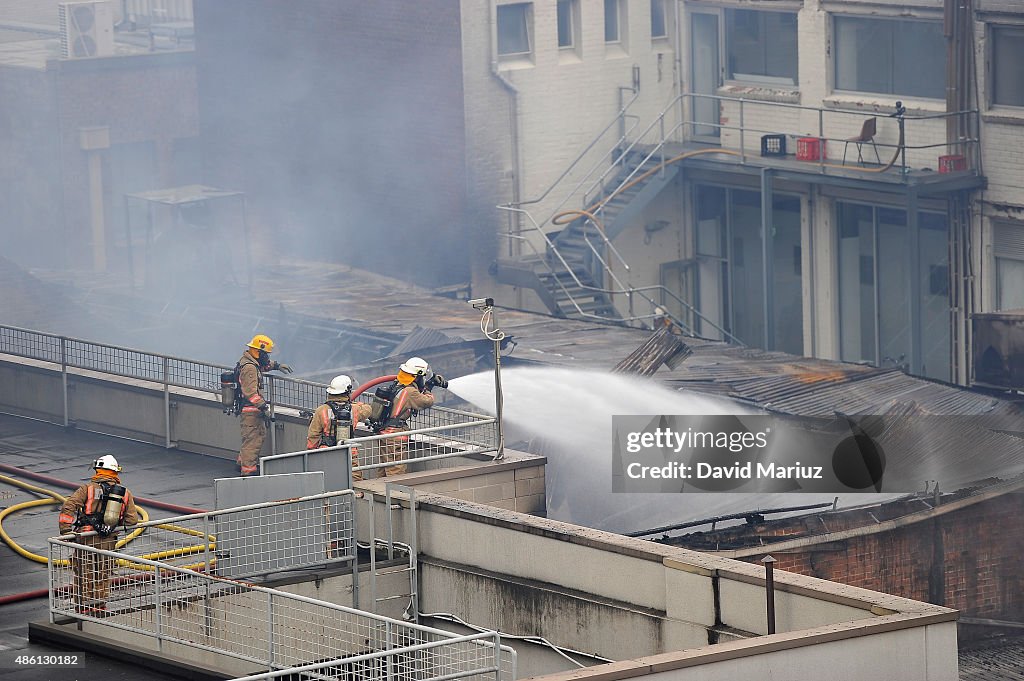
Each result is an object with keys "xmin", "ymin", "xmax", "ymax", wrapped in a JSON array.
[{"xmin": 843, "ymin": 117, "xmax": 881, "ymax": 166}]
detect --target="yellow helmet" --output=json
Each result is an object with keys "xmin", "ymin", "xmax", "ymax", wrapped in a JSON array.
[{"xmin": 247, "ymin": 334, "xmax": 274, "ymax": 353}]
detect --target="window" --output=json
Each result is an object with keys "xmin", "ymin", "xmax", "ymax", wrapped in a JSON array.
[
  {"xmin": 837, "ymin": 203, "xmax": 950, "ymax": 381},
  {"xmin": 725, "ymin": 9, "xmax": 798, "ymax": 86},
  {"xmin": 497, "ymin": 3, "xmax": 532, "ymax": 57},
  {"xmin": 992, "ymin": 25, "xmax": 1024, "ymax": 107},
  {"xmin": 557, "ymin": 0, "xmax": 575, "ymax": 49},
  {"xmin": 651, "ymin": 0, "xmax": 667, "ymax": 39},
  {"xmin": 605, "ymin": 0, "xmax": 621, "ymax": 43},
  {"xmin": 834, "ymin": 16, "xmax": 944, "ymax": 99},
  {"xmin": 994, "ymin": 222, "xmax": 1024, "ymax": 310}
]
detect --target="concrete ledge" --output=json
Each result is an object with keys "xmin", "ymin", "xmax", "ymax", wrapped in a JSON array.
[{"xmin": 522, "ymin": 613, "xmax": 958, "ymax": 681}]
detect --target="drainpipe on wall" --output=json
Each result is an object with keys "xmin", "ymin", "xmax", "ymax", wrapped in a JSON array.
[{"xmin": 488, "ymin": 0, "xmax": 522, "ymax": 271}]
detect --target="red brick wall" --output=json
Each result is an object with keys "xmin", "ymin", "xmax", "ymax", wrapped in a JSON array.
[
  {"xmin": 733, "ymin": 495, "xmax": 1024, "ymax": 625},
  {"xmin": 193, "ymin": 0, "xmax": 467, "ymax": 286}
]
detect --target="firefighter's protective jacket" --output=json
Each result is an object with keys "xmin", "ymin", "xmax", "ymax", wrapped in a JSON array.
[
  {"xmin": 307, "ymin": 399, "xmax": 372, "ymax": 450},
  {"xmin": 388, "ymin": 385, "xmax": 435, "ymax": 430},
  {"xmin": 58, "ymin": 473, "xmax": 139, "ymax": 534}
]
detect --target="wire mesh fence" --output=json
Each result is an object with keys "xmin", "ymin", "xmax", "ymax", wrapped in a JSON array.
[
  {"xmin": 0, "ymin": 325, "xmax": 496, "ymax": 436},
  {"xmin": 48, "ymin": 538, "xmax": 515, "ymax": 681},
  {"xmin": 52, "ymin": 491, "xmax": 356, "ymax": 586}
]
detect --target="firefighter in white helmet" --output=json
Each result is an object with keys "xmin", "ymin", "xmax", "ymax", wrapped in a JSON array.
[
  {"xmin": 306, "ymin": 375, "xmax": 373, "ymax": 482},
  {"xmin": 366, "ymin": 357, "xmax": 448, "ymax": 476},
  {"xmin": 235, "ymin": 334, "xmax": 293, "ymax": 476},
  {"xmin": 57, "ymin": 455, "xmax": 139, "ymax": 615}
]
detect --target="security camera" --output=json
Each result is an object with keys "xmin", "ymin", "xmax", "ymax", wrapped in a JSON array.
[{"xmin": 468, "ymin": 297, "xmax": 494, "ymax": 310}]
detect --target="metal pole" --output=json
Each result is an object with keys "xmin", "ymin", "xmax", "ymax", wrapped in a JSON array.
[
  {"xmin": 907, "ymin": 191, "xmax": 922, "ymax": 375},
  {"xmin": 154, "ymin": 567, "xmax": 164, "ymax": 651},
  {"xmin": 761, "ymin": 169, "xmax": 775, "ymax": 350},
  {"xmin": 163, "ymin": 356, "xmax": 171, "ymax": 448},
  {"xmin": 203, "ymin": 514, "xmax": 212, "ymax": 638},
  {"xmin": 762, "ymin": 555, "xmax": 777, "ymax": 635},
  {"xmin": 739, "ymin": 99, "xmax": 746, "ymax": 164},
  {"xmin": 60, "ymin": 337, "xmax": 69, "ymax": 427},
  {"xmin": 267, "ymin": 592, "xmax": 275, "ymax": 668},
  {"xmin": 493, "ymin": 333, "xmax": 505, "ymax": 461}
]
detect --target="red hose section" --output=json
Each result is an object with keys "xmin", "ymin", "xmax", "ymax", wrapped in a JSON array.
[
  {"xmin": 0, "ymin": 462, "xmax": 207, "ymax": 515},
  {"xmin": 0, "ymin": 588, "xmax": 48, "ymax": 604},
  {"xmin": 352, "ymin": 375, "xmax": 396, "ymax": 399}
]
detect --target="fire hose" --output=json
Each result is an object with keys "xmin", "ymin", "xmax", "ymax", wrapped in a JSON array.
[{"xmin": 0, "ymin": 466, "xmax": 215, "ymax": 604}]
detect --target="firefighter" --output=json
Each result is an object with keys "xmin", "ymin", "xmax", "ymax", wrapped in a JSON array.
[
  {"xmin": 57, "ymin": 455, "xmax": 139, "ymax": 615},
  {"xmin": 368, "ymin": 357, "xmax": 447, "ymax": 477},
  {"xmin": 237, "ymin": 334, "xmax": 293, "ymax": 476},
  {"xmin": 306, "ymin": 375, "xmax": 372, "ymax": 482}
]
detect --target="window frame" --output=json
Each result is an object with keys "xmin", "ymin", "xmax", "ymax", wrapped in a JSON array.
[
  {"xmin": 831, "ymin": 14, "xmax": 946, "ymax": 100},
  {"xmin": 556, "ymin": 0, "xmax": 579, "ymax": 51},
  {"xmin": 604, "ymin": 0, "xmax": 622, "ymax": 44},
  {"xmin": 722, "ymin": 8, "xmax": 799, "ymax": 87},
  {"xmin": 989, "ymin": 23, "xmax": 1024, "ymax": 109},
  {"xmin": 650, "ymin": 0, "xmax": 668, "ymax": 40},
  {"xmin": 496, "ymin": 2, "xmax": 534, "ymax": 59}
]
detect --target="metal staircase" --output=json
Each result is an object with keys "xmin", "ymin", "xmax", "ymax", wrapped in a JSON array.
[{"xmin": 495, "ymin": 89, "xmax": 732, "ymax": 340}]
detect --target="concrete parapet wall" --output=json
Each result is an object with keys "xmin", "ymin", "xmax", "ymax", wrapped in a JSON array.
[{"xmin": 359, "ymin": 491, "xmax": 958, "ymax": 680}]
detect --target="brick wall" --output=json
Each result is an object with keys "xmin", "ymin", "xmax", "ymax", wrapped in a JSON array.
[
  {"xmin": 682, "ymin": 493, "xmax": 1024, "ymax": 628},
  {"xmin": 193, "ymin": 0, "xmax": 467, "ymax": 287}
]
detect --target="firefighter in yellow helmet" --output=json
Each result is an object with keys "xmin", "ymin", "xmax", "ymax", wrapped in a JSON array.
[
  {"xmin": 306, "ymin": 375, "xmax": 372, "ymax": 482},
  {"xmin": 57, "ymin": 455, "xmax": 139, "ymax": 615},
  {"xmin": 236, "ymin": 334, "xmax": 293, "ymax": 476},
  {"xmin": 366, "ymin": 357, "xmax": 447, "ymax": 477}
]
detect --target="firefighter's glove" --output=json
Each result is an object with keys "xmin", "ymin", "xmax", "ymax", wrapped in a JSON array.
[
  {"xmin": 430, "ymin": 374, "xmax": 448, "ymax": 389},
  {"xmin": 97, "ymin": 524, "xmax": 116, "ymax": 537},
  {"xmin": 258, "ymin": 402, "xmax": 270, "ymax": 412},
  {"xmin": 276, "ymin": 363, "xmax": 294, "ymax": 374}
]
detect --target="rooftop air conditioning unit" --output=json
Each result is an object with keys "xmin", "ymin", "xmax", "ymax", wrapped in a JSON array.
[{"xmin": 58, "ymin": 1, "xmax": 115, "ymax": 59}]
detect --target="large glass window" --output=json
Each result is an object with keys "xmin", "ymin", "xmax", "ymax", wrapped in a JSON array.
[
  {"xmin": 725, "ymin": 9, "xmax": 798, "ymax": 85},
  {"xmin": 994, "ymin": 222, "xmax": 1024, "ymax": 310},
  {"xmin": 834, "ymin": 16, "xmax": 944, "ymax": 98},
  {"xmin": 694, "ymin": 186, "xmax": 803, "ymax": 354},
  {"xmin": 992, "ymin": 25, "xmax": 1024, "ymax": 107},
  {"xmin": 497, "ymin": 3, "xmax": 532, "ymax": 57},
  {"xmin": 837, "ymin": 203, "xmax": 950, "ymax": 380}
]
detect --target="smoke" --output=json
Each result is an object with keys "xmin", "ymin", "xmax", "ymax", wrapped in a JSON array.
[
  {"xmin": 0, "ymin": 0, "xmax": 469, "ymax": 372},
  {"xmin": 449, "ymin": 367, "xmax": 903, "ymax": 535}
]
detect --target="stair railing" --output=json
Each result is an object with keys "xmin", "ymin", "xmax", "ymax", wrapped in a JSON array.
[{"xmin": 497, "ymin": 92, "xmax": 745, "ymax": 344}]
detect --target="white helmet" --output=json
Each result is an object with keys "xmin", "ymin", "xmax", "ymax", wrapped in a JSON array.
[
  {"xmin": 93, "ymin": 454, "xmax": 121, "ymax": 472},
  {"xmin": 327, "ymin": 375, "xmax": 354, "ymax": 396},
  {"xmin": 399, "ymin": 357, "xmax": 429, "ymax": 376}
]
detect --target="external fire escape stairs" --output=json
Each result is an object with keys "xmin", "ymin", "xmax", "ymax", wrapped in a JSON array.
[{"xmin": 495, "ymin": 150, "xmax": 680, "ymax": 321}]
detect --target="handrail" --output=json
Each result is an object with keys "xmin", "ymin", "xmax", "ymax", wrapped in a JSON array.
[
  {"xmin": 514, "ymin": 87, "xmax": 641, "ymax": 209},
  {"xmin": 498, "ymin": 88, "xmax": 979, "ymax": 345}
]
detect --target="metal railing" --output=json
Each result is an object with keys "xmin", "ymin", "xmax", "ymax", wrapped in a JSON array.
[
  {"xmin": 262, "ymin": 408, "xmax": 499, "ymax": 486},
  {"xmin": 0, "ymin": 324, "xmax": 498, "ymax": 458},
  {"xmin": 48, "ymin": 537, "xmax": 515, "ymax": 681},
  {"xmin": 500, "ymin": 90, "xmax": 980, "ymax": 341},
  {"xmin": 52, "ymin": 491, "xmax": 356, "ymax": 580}
]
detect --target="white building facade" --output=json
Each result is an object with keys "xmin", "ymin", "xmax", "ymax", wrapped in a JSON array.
[{"xmin": 474, "ymin": 0, "xmax": 1024, "ymax": 387}]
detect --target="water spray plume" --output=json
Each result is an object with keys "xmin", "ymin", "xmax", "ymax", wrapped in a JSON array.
[{"xmin": 448, "ymin": 367, "xmax": 893, "ymax": 535}]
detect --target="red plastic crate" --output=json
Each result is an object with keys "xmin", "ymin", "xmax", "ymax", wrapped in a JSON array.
[
  {"xmin": 796, "ymin": 137, "xmax": 826, "ymax": 161},
  {"xmin": 938, "ymin": 155, "xmax": 967, "ymax": 173}
]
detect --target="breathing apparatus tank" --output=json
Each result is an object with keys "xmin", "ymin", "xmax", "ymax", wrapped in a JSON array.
[
  {"xmin": 220, "ymin": 369, "xmax": 240, "ymax": 414},
  {"xmin": 100, "ymin": 484, "xmax": 127, "ymax": 529}
]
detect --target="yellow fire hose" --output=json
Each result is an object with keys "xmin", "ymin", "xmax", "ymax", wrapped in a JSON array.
[{"xmin": 0, "ymin": 473, "xmax": 214, "ymax": 571}]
